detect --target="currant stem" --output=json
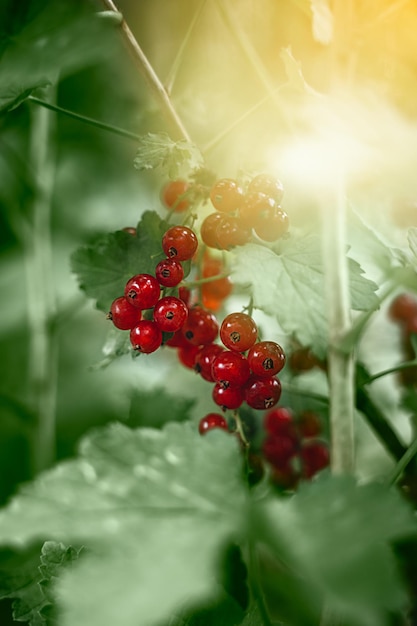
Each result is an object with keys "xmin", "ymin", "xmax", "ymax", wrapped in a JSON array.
[
  {"xmin": 387, "ymin": 435, "xmax": 417, "ymax": 486},
  {"xmin": 321, "ymin": 169, "xmax": 355, "ymax": 475},
  {"xmin": 100, "ymin": 0, "xmax": 192, "ymax": 142},
  {"xmin": 232, "ymin": 411, "xmax": 249, "ymax": 448},
  {"xmin": 360, "ymin": 359, "xmax": 417, "ymax": 386},
  {"xmin": 182, "ymin": 271, "xmax": 230, "ymax": 288},
  {"xmin": 25, "ymin": 89, "xmax": 59, "ymax": 474}
]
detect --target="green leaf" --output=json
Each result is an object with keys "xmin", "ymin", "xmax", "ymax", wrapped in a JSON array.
[
  {"xmin": 133, "ymin": 132, "xmax": 204, "ymax": 179},
  {"xmin": 128, "ymin": 387, "xmax": 195, "ymax": 429},
  {"xmin": 170, "ymin": 591, "xmax": 245, "ymax": 626},
  {"xmin": 258, "ymin": 474, "xmax": 416, "ymax": 624},
  {"xmin": 0, "ymin": 1, "xmax": 118, "ymax": 112},
  {"xmin": 0, "ymin": 422, "xmax": 246, "ymax": 626},
  {"xmin": 0, "ymin": 541, "xmax": 81, "ymax": 625},
  {"xmin": 70, "ymin": 211, "xmax": 170, "ymax": 312},
  {"xmin": 231, "ymin": 233, "xmax": 379, "ymax": 358}
]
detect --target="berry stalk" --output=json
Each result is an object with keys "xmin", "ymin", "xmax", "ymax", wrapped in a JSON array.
[{"xmin": 321, "ymin": 169, "xmax": 355, "ymax": 474}]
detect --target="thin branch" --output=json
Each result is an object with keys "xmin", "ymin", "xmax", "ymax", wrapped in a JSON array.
[
  {"xmin": 28, "ymin": 96, "xmax": 142, "ymax": 141},
  {"xmin": 360, "ymin": 360, "xmax": 417, "ymax": 386},
  {"xmin": 387, "ymin": 435, "xmax": 417, "ymax": 486},
  {"xmin": 165, "ymin": 0, "xmax": 208, "ymax": 95},
  {"xmin": 101, "ymin": 0, "xmax": 192, "ymax": 142}
]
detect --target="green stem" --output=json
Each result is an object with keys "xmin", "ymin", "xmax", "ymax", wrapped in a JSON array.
[
  {"xmin": 25, "ymin": 90, "xmax": 58, "ymax": 474},
  {"xmin": 360, "ymin": 360, "xmax": 417, "ymax": 386},
  {"xmin": 281, "ymin": 382, "xmax": 329, "ymax": 405},
  {"xmin": 28, "ymin": 96, "xmax": 141, "ymax": 141},
  {"xmin": 165, "ymin": 0, "xmax": 208, "ymax": 94},
  {"xmin": 248, "ymin": 541, "xmax": 273, "ymax": 626},
  {"xmin": 101, "ymin": 0, "xmax": 192, "ymax": 142},
  {"xmin": 387, "ymin": 435, "xmax": 417, "ymax": 486},
  {"xmin": 182, "ymin": 272, "xmax": 230, "ymax": 288},
  {"xmin": 321, "ymin": 171, "xmax": 355, "ymax": 474}
]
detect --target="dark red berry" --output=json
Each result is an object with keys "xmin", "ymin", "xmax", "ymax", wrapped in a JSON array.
[
  {"xmin": 216, "ymin": 216, "xmax": 251, "ymax": 249},
  {"xmin": 212, "ymin": 383, "xmax": 244, "ymax": 410},
  {"xmin": 289, "ymin": 347, "xmax": 320, "ymax": 373},
  {"xmin": 129, "ymin": 320, "xmax": 163, "ymax": 353},
  {"xmin": 177, "ymin": 344, "xmax": 200, "ymax": 369},
  {"xmin": 155, "ymin": 258, "xmax": 184, "ymax": 287},
  {"xmin": 238, "ymin": 192, "xmax": 276, "ymax": 229},
  {"xmin": 220, "ymin": 312, "xmax": 258, "ymax": 352},
  {"xmin": 270, "ymin": 464, "xmax": 300, "ymax": 490},
  {"xmin": 245, "ymin": 375, "xmax": 282, "ymax": 410},
  {"xmin": 210, "ymin": 178, "xmax": 244, "ymax": 213},
  {"xmin": 165, "ymin": 329, "xmax": 189, "ymax": 348},
  {"xmin": 178, "ymin": 286, "xmax": 192, "ymax": 306},
  {"xmin": 194, "ymin": 344, "xmax": 224, "ymax": 382},
  {"xmin": 201, "ymin": 212, "xmax": 225, "ymax": 248},
  {"xmin": 248, "ymin": 341, "xmax": 286, "ymax": 377},
  {"xmin": 162, "ymin": 226, "xmax": 198, "ymax": 261},
  {"xmin": 198, "ymin": 413, "xmax": 229, "ymax": 435},
  {"xmin": 181, "ymin": 306, "xmax": 219, "ymax": 346},
  {"xmin": 153, "ymin": 296, "xmax": 188, "ymax": 333},
  {"xmin": 124, "ymin": 274, "xmax": 160, "ymax": 310},
  {"xmin": 253, "ymin": 207, "xmax": 289, "ymax": 242},
  {"xmin": 211, "ymin": 350, "xmax": 251, "ymax": 388},
  {"xmin": 389, "ymin": 294, "xmax": 417, "ymax": 324},
  {"xmin": 300, "ymin": 441, "xmax": 330, "ymax": 478},
  {"xmin": 296, "ymin": 411, "xmax": 322, "ymax": 439},
  {"xmin": 248, "ymin": 174, "xmax": 284, "ymax": 203},
  {"xmin": 262, "ymin": 435, "xmax": 297, "ymax": 469},
  {"xmin": 264, "ymin": 407, "xmax": 297, "ymax": 440},
  {"xmin": 108, "ymin": 296, "xmax": 142, "ymax": 330},
  {"xmin": 161, "ymin": 180, "xmax": 190, "ymax": 213}
]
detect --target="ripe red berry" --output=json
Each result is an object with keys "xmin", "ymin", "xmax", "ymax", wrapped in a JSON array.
[
  {"xmin": 388, "ymin": 294, "xmax": 417, "ymax": 324},
  {"xmin": 108, "ymin": 296, "xmax": 142, "ymax": 330},
  {"xmin": 210, "ymin": 178, "xmax": 244, "ymax": 213},
  {"xmin": 247, "ymin": 341, "xmax": 286, "ymax": 377},
  {"xmin": 194, "ymin": 344, "xmax": 224, "ymax": 382},
  {"xmin": 262, "ymin": 435, "xmax": 298, "ymax": 469},
  {"xmin": 162, "ymin": 226, "xmax": 198, "ymax": 261},
  {"xmin": 245, "ymin": 375, "xmax": 282, "ymax": 410},
  {"xmin": 296, "ymin": 411, "xmax": 322, "ymax": 439},
  {"xmin": 177, "ymin": 344, "xmax": 200, "ymax": 369},
  {"xmin": 124, "ymin": 274, "xmax": 161, "ymax": 310},
  {"xmin": 248, "ymin": 174, "xmax": 284, "ymax": 203},
  {"xmin": 161, "ymin": 180, "xmax": 190, "ymax": 213},
  {"xmin": 238, "ymin": 192, "xmax": 276, "ymax": 229},
  {"xmin": 181, "ymin": 306, "xmax": 219, "ymax": 346},
  {"xmin": 220, "ymin": 312, "xmax": 258, "ymax": 352},
  {"xmin": 165, "ymin": 329, "xmax": 189, "ymax": 348},
  {"xmin": 264, "ymin": 407, "xmax": 297, "ymax": 440},
  {"xmin": 155, "ymin": 258, "xmax": 184, "ymax": 287},
  {"xmin": 153, "ymin": 296, "xmax": 188, "ymax": 333},
  {"xmin": 300, "ymin": 441, "xmax": 330, "ymax": 478},
  {"xmin": 198, "ymin": 413, "xmax": 229, "ymax": 435},
  {"xmin": 201, "ymin": 212, "xmax": 225, "ymax": 248},
  {"xmin": 216, "ymin": 216, "xmax": 251, "ymax": 249},
  {"xmin": 253, "ymin": 207, "xmax": 289, "ymax": 242},
  {"xmin": 212, "ymin": 383, "xmax": 244, "ymax": 410},
  {"xmin": 211, "ymin": 350, "xmax": 251, "ymax": 388},
  {"xmin": 129, "ymin": 320, "xmax": 163, "ymax": 353},
  {"xmin": 201, "ymin": 256, "xmax": 232, "ymax": 301}
]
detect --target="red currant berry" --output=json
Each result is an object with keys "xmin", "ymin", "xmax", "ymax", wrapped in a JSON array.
[
  {"xmin": 247, "ymin": 341, "xmax": 286, "ymax": 377},
  {"xmin": 248, "ymin": 174, "xmax": 284, "ymax": 203},
  {"xmin": 124, "ymin": 274, "xmax": 161, "ymax": 310},
  {"xmin": 388, "ymin": 294, "xmax": 417, "ymax": 324},
  {"xmin": 216, "ymin": 216, "xmax": 251, "ymax": 249},
  {"xmin": 198, "ymin": 413, "xmax": 229, "ymax": 435},
  {"xmin": 155, "ymin": 258, "xmax": 184, "ymax": 287},
  {"xmin": 238, "ymin": 192, "xmax": 276, "ymax": 229},
  {"xmin": 153, "ymin": 296, "xmax": 188, "ymax": 333},
  {"xmin": 177, "ymin": 344, "xmax": 200, "ymax": 369},
  {"xmin": 289, "ymin": 347, "xmax": 320, "ymax": 373},
  {"xmin": 108, "ymin": 296, "xmax": 142, "ymax": 330},
  {"xmin": 212, "ymin": 350, "xmax": 251, "ymax": 388},
  {"xmin": 201, "ymin": 256, "xmax": 233, "ymax": 300},
  {"xmin": 129, "ymin": 320, "xmax": 163, "ymax": 353},
  {"xmin": 165, "ymin": 329, "xmax": 189, "ymax": 348},
  {"xmin": 220, "ymin": 312, "xmax": 258, "ymax": 352},
  {"xmin": 161, "ymin": 180, "xmax": 190, "ymax": 213},
  {"xmin": 201, "ymin": 212, "xmax": 225, "ymax": 248},
  {"xmin": 212, "ymin": 383, "xmax": 244, "ymax": 410},
  {"xmin": 194, "ymin": 344, "xmax": 224, "ymax": 382},
  {"xmin": 300, "ymin": 441, "xmax": 330, "ymax": 478},
  {"xmin": 245, "ymin": 375, "xmax": 282, "ymax": 410},
  {"xmin": 296, "ymin": 411, "xmax": 322, "ymax": 439},
  {"xmin": 210, "ymin": 178, "xmax": 244, "ymax": 213},
  {"xmin": 181, "ymin": 306, "xmax": 219, "ymax": 346},
  {"xmin": 262, "ymin": 435, "xmax": 298, "ymax": 469},
  {"xmin": 162, "ymin": 226, "xmax": 198, "ymax": 261},
  {"xmin": 271, "ymin": 464, "xmax": 300, "ymax": 490},
  {"xmin": 178, "ymin": 286, "xmax": 192, "ymax": 307},
  {"xmin": 264, "ymin": 407, "xmax": 297, "ymax": 440},
  {"xmin": 253, "ymin": 207, "xmax": 289, "ymax": 242}
]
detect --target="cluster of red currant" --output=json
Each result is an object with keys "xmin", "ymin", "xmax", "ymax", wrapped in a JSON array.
[
  {"xmin": 107, "ymin": 225, "xmax": 198, "ymax": 353},
  {"xmin": 262, "ymin": 407, "xmax": 330, "ymax": 489},
  {"xmin": 389, "ymin": 293, "xmax": 417, "ymax": 386},
  {"xmin": 167, "ymin": 308, "xmax": 286, "ymax": 413}
]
